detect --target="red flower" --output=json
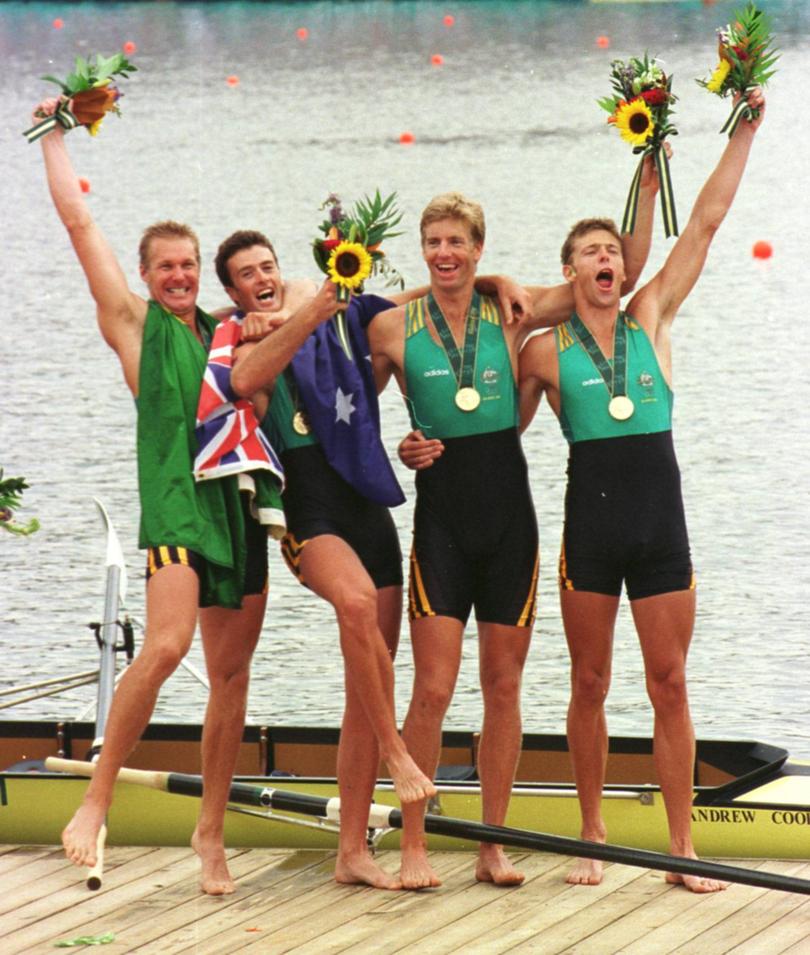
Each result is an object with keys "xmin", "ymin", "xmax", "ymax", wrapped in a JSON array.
[
  {"xmin": 732, "ymin": 44, "xmax": 749, "ymax": 61},
  {"xmin": 639, "ymin": 88, "xmax": 669, "ymax": 107}
]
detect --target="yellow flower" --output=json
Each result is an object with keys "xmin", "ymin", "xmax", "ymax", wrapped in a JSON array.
[
  {"xmin": 87, "ymin": 117, "xmax": 104, "ymax": 136},
  {"xmin": 613, "ymin": 97, "xmax": 654, "ymax": 147},
  {"xmin": 327, "ymin": 241, "xmax": 372, "ymax": 290},
  {"xmin": 706, "ymin": 59, "xmax": 732, "ymax": 94}
]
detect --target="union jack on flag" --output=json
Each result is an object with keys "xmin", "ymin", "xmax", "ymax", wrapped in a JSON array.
[{"xmin": 194, "ymin": 314, "xmax": 284, "ymax": 488}]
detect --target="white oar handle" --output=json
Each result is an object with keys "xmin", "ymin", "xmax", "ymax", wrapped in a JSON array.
[
  {"xmin": 44, "ymin": 756, "xmax": 169, "ymax": 791},
  {"xmin": 86, "ymin": 824, "xmax": 107, "ymax": 891}
]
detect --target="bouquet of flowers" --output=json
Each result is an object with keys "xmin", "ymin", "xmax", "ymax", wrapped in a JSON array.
[
  {"xmin": 24, "ymin": 52, "xmax": 137, "ymax": 144},
  {"xmin": 312, "ymin": 191, "xmax": 404, "ymax": 360},
  {"xmin": 697, "ymin": 2, "xmax": 778, "ymax": 137},
  {"xmin": 598, "ymin": 54, "xmax": 679, "ymax": 238},
  {"xmin": 0, "ymin": 470, "xmax": 40, "ymax": 536}
]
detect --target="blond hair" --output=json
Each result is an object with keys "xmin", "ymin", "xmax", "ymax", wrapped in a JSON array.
[
  {"xmin": 139, "ymin": 221, "xmax": 200, "ymax": 269},
  {"xmin": 420, "ymin": 192, "xmax": 485, "ymax": 246}
]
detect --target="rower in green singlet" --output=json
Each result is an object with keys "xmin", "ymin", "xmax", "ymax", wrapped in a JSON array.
[{"xmin": 518, "ymin": 85, "xmax": 765, "ymax": 896}]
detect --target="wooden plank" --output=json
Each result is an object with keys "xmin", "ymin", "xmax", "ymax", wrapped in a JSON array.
[
  {"xmin": 1, "ymin": 846, "xmax": 807, "ymax": 955},
  {"xmin": 503, "ymin": 869, "xmax": 669, "ymax": 954},
  {"xmin": 723, "ymin": 896, "xmax": 810, "ymax": 955},
  {"xmin": 289, "ymin": 853, "xmax": 555, "ymax": 955},
  {"xmin": 0, "ymin": 847, "xmax": 201, "ymax": 952},
  {"xmin": 0, "ymin": 846, "xmax": 152, "ymax": 917},
  {"xmin": 166, "ymin": 852, "xmax": 473, "ymax": 955},
  {"xmin": 0, "ymin": 845, "xmax": 56, "ymax": 875},
  {"xmin": 84, "ymin": 849, "xmax": 330, "ymax": 953},
  {"xmin": 393, "ymin": 859, "xmax": 647, "ymax": 955},
  {"xmin": 667, "ymin": 862, "xmax": 810, "ymax": 955},
  {"xmin": 573, "ymin": 859, "xmax": 775, "ymax": 955}
]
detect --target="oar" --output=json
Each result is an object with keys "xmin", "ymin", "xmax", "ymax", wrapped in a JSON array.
[
  {"xmin": 84, "ymin": 500, "xmax": 128, "ymax": 891},
  {"xmin": 45, "ymin": 758, "xmax": 810, "ymax": 896}
]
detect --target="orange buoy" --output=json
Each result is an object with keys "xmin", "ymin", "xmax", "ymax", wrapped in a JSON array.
[
  {"xmin": 752, "ymin": 240, "xmax": 773, "ymax": 260},
  {"xmin": 78, "ymin": 178, "xmax": 90, "ymax": 194},
  {"xmin": 226, "ymin": 74, "xmax": 240, "ymax": 87},
  {"xmin": 431, "ymin": 53, "xmax": 444, "ymax": 66},
  {"xmin": 443, "ymin": 14, "xmax": 455, "ymax": 27},
  {"xmin": 296, "ymin": 26, "xmax": 309, "ymax": 40},
  {"xmin": 399, "ymin": 131, "xmax": 415, "ymax": 145},
  {"xmin": 596, "ymin": 35, "xmax": 610, "ymax": 49},
  {"xmin": 53, "ymin": 17, "xmax": 64, "ymax": 29},
  {"xmin": 123, "ymin": 41, "xmax": 137, "ymax": 55}
]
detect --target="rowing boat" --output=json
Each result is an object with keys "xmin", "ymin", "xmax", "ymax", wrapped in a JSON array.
[{"xmin": 2, "ymin": 719, "xmax": 809, "ymax": 858}]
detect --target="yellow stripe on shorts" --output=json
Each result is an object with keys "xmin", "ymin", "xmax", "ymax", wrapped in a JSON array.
[{"xmin": 408, "ymin": 547, "xmax": 435, "ymax": 619}]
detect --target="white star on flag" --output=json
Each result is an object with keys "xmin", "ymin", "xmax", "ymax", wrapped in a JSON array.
[{"xmin": 335, "ymin": 387, "xmax": 356, "ymax": 425}]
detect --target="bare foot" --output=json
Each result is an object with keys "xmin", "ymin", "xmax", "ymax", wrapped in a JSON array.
[
  {"xmin": 191, "ymin": 828, "xmax": 235, "ymax": 896},
  {"xmin": 666, "ymin": 871, "xmax": 729, "ymax": 893},
  {"xmin": 400, "ymin": 843, "xmax": 442, "ymax": 890},
  {"xmin": 335, "ymin": 851, "xmax": 402, "ymax": 889},
  {"xmin": 567, "ymin": 857, "xmax": 603, "ymax": 886},
  {"xmin": 476, "ymin": 846, "xmax": 525, "ymax": 886},
  {"xmin": 61, "ymin": 802, "xmax": 106, "ymax": 868},
  {"xmin": 387, "ymin": 752, "xmax": 437, "ymax": 805}
]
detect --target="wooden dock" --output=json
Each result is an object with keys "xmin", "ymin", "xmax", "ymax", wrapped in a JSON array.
[{"xmin": 1, "ymin": 844, "xmax": 809, "ymax": 953}]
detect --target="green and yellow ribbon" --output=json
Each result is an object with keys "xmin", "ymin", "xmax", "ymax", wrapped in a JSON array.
[
  {"xmin": 622, "ymin": 143, "xmax": 678, "ymax": 239},
  {"xmin": 22, "ymin": 101, "xmax": 80, "ymax": 143}
]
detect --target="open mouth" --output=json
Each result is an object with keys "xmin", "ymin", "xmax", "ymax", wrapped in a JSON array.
[
  {"xmin": 596, "ymin": 268, "xmax": 614, "ymax": 290},
  {"xmin": 257, "ymin": 289, "xmax": 276, "ymax": 303}
]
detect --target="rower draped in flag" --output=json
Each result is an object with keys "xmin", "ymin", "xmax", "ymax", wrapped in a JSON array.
[
  {"xmin": 290, "ymin": 294, "xmax": 406, "ymax": 508},
  {"xmin": 194, "ymin": 312, "xmax": 286, "ymax": 536}
]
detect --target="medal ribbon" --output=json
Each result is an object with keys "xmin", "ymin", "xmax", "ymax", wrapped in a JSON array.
[
  {"xmin": 283, "ymin": 366, "xmax": 303, "ymax": 413},
  {"xmin": 426, "ymin": 291, "xmax": 481, "ymax": 391},
  {"xmin": 23, "ymin": 101, "xmax": 81, "ymax": 144},
  {"xmin": 569, "ymin": 311, "xmax": 628, "ymax": 400}
]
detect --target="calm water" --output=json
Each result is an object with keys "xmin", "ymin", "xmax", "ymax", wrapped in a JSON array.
[{"xmin": 1, "ymin": 1, "xmax": 808, "ymax": 757}]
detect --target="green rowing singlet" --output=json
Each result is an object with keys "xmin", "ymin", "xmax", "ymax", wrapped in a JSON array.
[
  {"xmin": 261, "ymin": 372, "xmax": 318, "ymax": 454},
  {"xmin": 556, "ymin": 312, "xmax": 673, "ymax": 444},
  {"xmin": 403, "ymin": 294, "xmax": 518, "ymax": 439}
]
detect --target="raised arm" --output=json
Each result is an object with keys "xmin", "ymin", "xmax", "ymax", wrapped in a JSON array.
[
  {"xmin": 231, "ymin": 279, "xmax": 343, "ymax": 397},
  {"xmin": 632, "ymin": 90, "xmax": 765, "ymax": 328},
  {"xmin": 36, "ymin": 99, "xmax": 142, "ymax": 353},
  {"xmin": 620, "ymin": 150, "xmax": 664, "ymax": 294}
]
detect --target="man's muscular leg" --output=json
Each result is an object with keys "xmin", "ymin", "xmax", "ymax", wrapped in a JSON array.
[
  {"xmin": 61, "ymin": 565, "xmax": 199, "ymax": 867},
  {"xmin": 560, "ymin": 590, "xmax": 620, "ymax": 886},
  {"xmin": 632, "ymin": 589, "xmax": 727, "ymax": 894},
  {"xmin": 299, "ymin": 536, "xmax": 434, "ymax": 807},
  {"xmin": 400, "ymin": 616, "xmax": 464, "ymax": 889},
  {"xmin": 334, "ymin": 584, "xmax": 402, "ymax": 889},
  {"xmin": 476, "ymin": 622, "xmax": 532, "ymax": 886},
  {"xmin": 195, "ymin": 592, "xmax": 266, "ymax": 895}
]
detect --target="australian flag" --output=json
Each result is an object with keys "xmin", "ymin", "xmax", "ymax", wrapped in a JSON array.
[
  {"xmin": 291, "ymin": 294, "xmax": 405, "ymax": 508},
  {"xmin": 194, "ymin": 313, "xmax": 285, "ymax": 486}
]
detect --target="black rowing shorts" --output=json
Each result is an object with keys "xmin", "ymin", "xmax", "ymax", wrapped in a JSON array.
[
  {"xmin": 279, "ymin": 445, "xmax": 403, "ymax": 590},
  {"xmin": 559, "ymin": 431, "xmax": 694, "ymax": 601},
  {"xmin": 408, "ymin": 428, "xmax": 538, "ymax": 627}
]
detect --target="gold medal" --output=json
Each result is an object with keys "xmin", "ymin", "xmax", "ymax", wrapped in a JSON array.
[
  {"xmin": 455, "ymin": 387, "xmax": 481, "ymax": 412},
  {"xmin": 292, "ymin": 411, "xmax": 311, "ymax": 435},
  {"xmin": 608, "ymin": 395, "xmax": 635, "ymax": 421}
]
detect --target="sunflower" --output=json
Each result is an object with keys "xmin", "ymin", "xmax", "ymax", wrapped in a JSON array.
[
  {"xmin": 612, "ymin": 97, "xmax": 654, "ymax": 147},
  {"xmin": 327, "ymin": 241, "xmax": 372, "ymax": 290},
  {"xmin": 706, "ymin": 59, "xmax": 732, "ymax": 94}
]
